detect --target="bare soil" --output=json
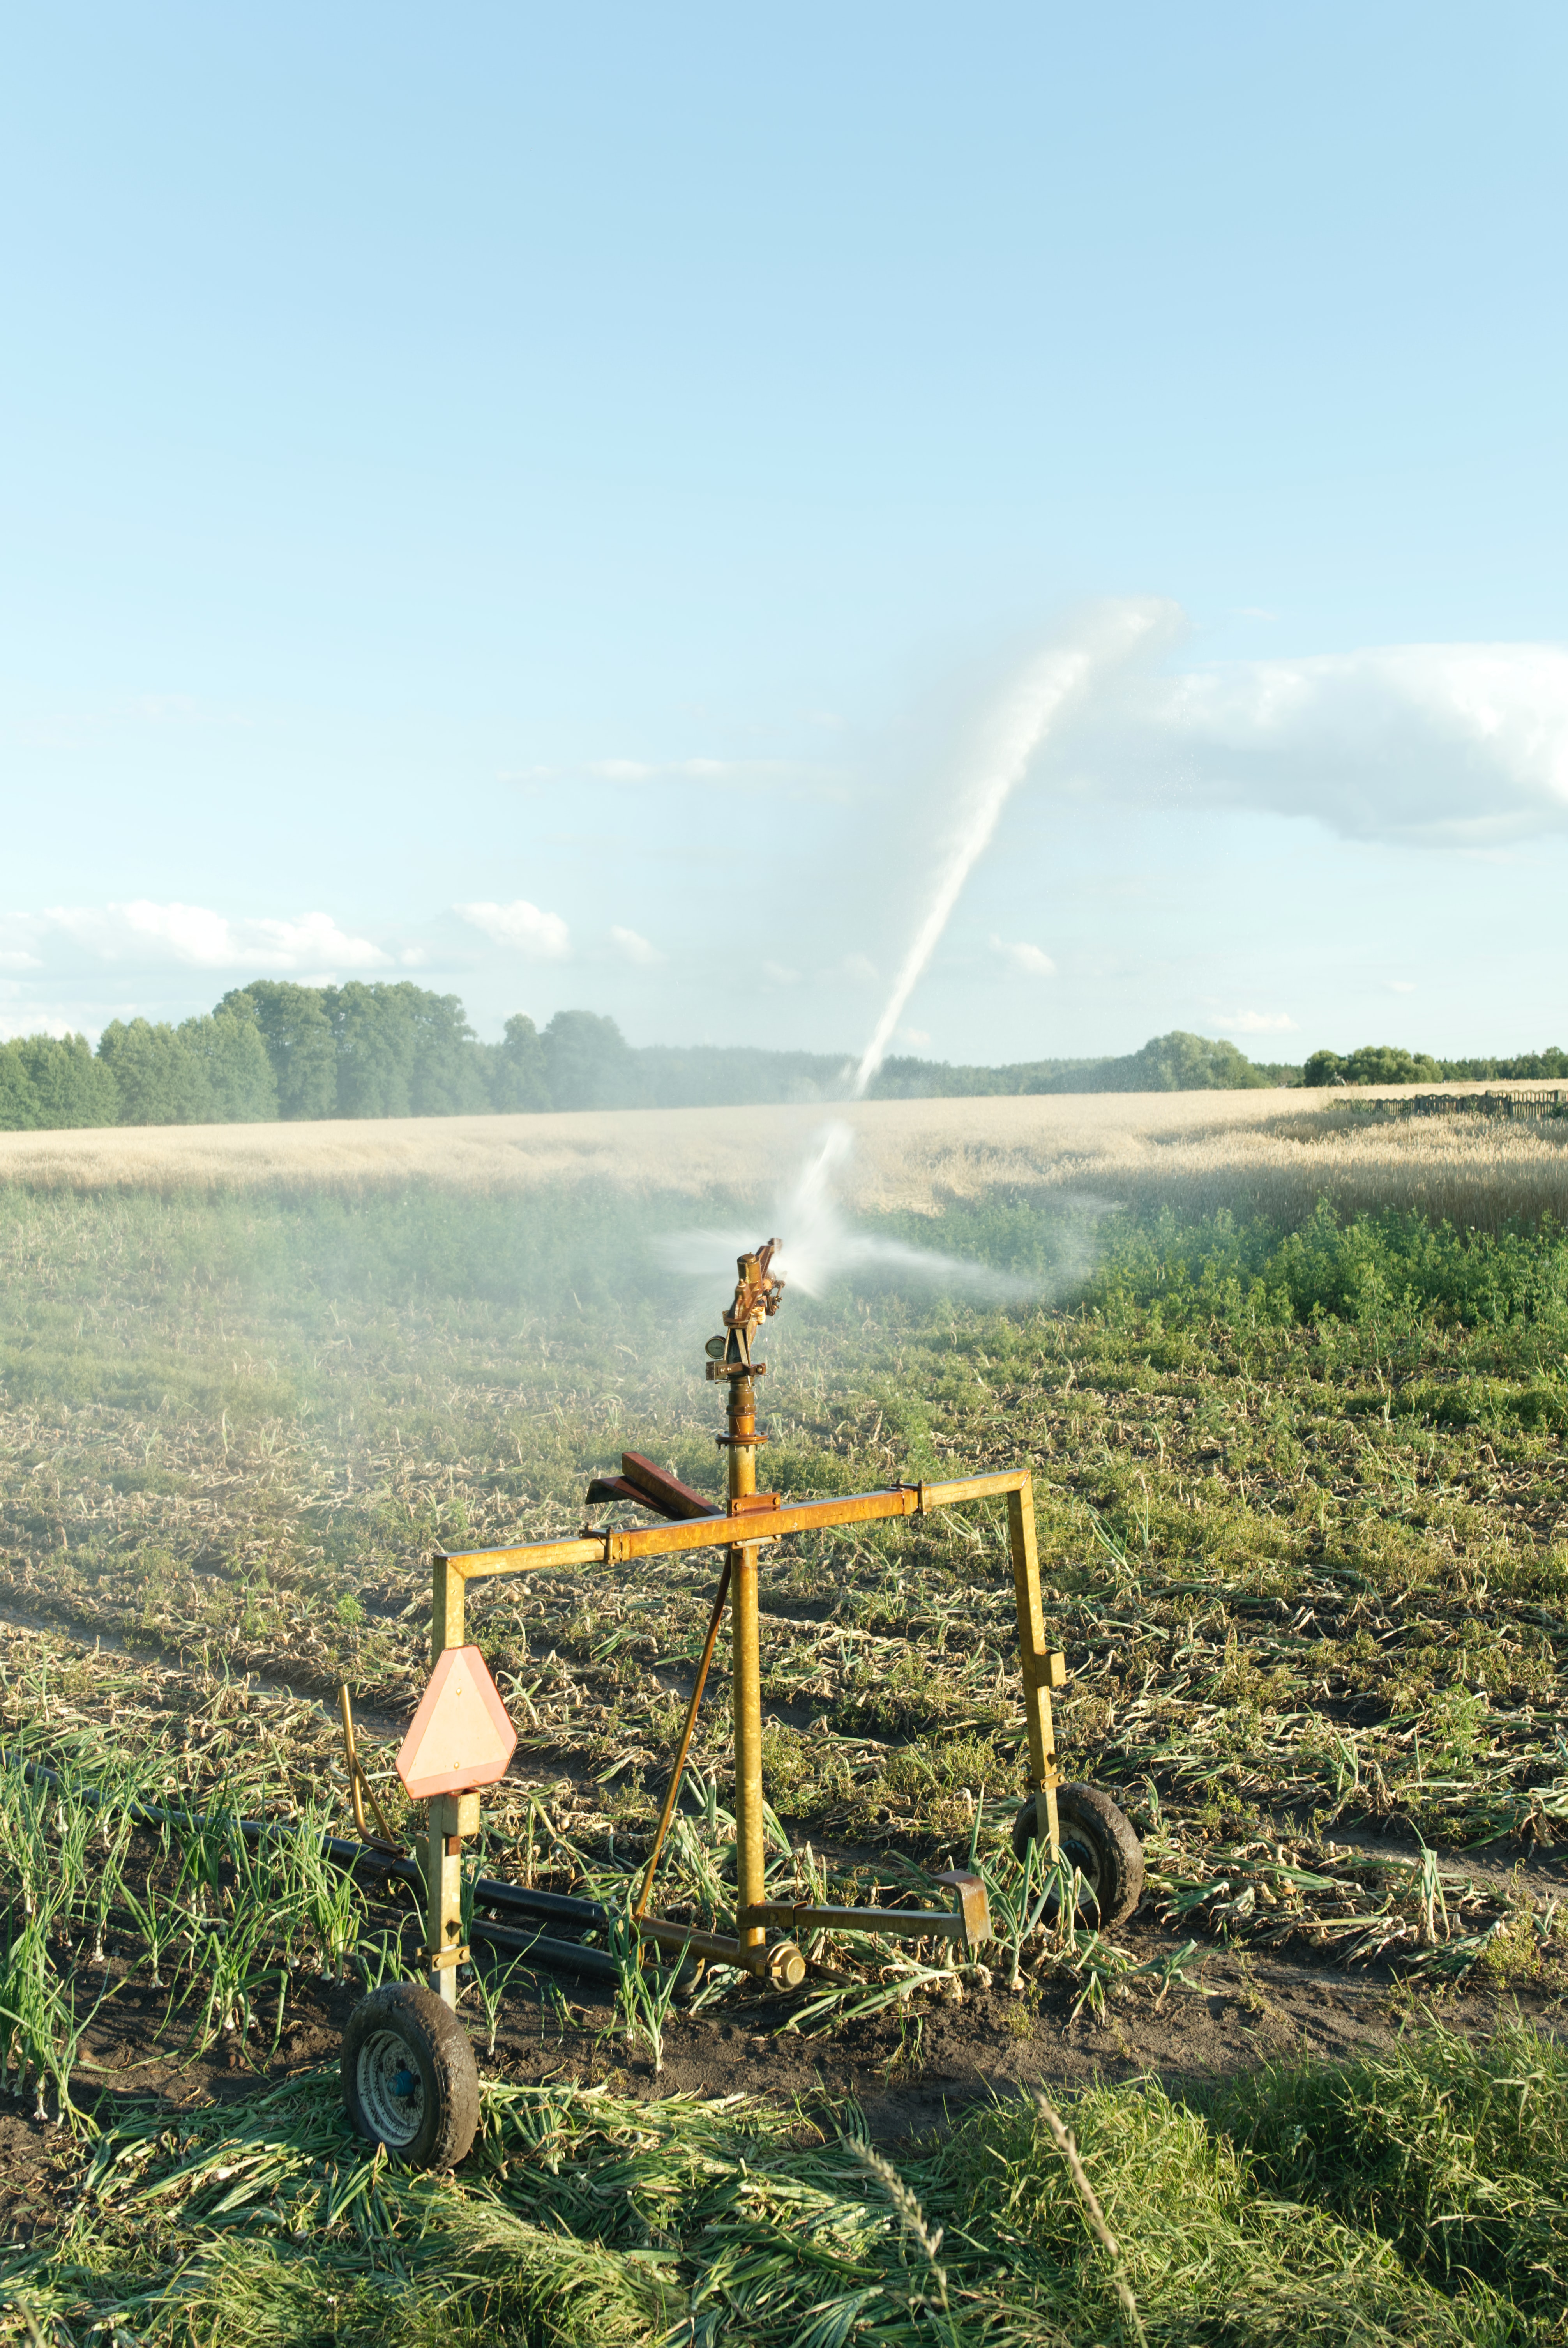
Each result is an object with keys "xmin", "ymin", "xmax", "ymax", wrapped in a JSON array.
[{"xmin": 4, "ymin": 1832, "xmax": 1563, "ymax": 2251}]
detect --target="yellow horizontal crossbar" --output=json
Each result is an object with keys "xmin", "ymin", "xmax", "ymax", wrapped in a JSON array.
[{"xmin": 438, "ymin": 1470, "xmax": 1028, "ymax": 1584}]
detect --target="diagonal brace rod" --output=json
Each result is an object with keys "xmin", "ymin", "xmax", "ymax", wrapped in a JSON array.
[{"xmin": 635, "ymin": 1555, "xmax": 733, "ymax": 1917}]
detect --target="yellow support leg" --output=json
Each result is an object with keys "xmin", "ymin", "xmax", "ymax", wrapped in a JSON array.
[
  {"xmin": 431, "ymin": 1554, "xmax": 466, "ymax": 1665},
  {"xmin": 425, "ymin": 1789, "xmax": 477, "ymax": 2009},
  {"xmin": 1007, "ymin": 1478, "xmax": 1062, "ymax": 1859},
  {"xmin": 731, "ymin": 1542, "xmax": 766, "ymax": 1962}
]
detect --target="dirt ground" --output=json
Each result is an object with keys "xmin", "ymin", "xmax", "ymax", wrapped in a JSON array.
[
  {"xmin": 2, "ymin": 1598, "xmax": 1564, "ymax": 2251},
  {"xmin": 2, "ymin": 1822, "xmax": 1563, "ymax": 2250}
]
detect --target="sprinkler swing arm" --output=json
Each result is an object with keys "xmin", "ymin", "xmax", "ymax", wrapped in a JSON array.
[{"xmin": 413, "ymin": 1241, "xmax": 1073, "ymax": 1999}]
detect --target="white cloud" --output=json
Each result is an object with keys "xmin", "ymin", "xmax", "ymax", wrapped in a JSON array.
[
  {"xmin": 762, "ymin": 961, "xmax": 800, "ymax": 986},
  {"xmin": 0, "ymin": 1009, "xmax": 79, "ymax": 1040},
  {"xmin": 992, "ymin": 937, "xmax": 1058, "ymax": 979},
  {"xmin": 1211, "ymin": 1008, "xmax": 1298, "ymax": 1034},
  {"xmin": 0, "ymin": 951, "xmax": 42, "ymax": 971},
  {"xmin": 1068, "ymin": 638, "xmax": 1568, "ymax": 844},
  {"xmin": 584, "ymin": 757, "xmax": 819, "ymax": 786},
  {"xmin": 39, "ymin": 902, "xmax": 390, "ymax": 971},
  {"xmin": 502, "ymin": 757, "xmax": 846, "ymax": 799},
  {"xmin": 456, "ymin": 899, "xmax": 571, "ymax": 959},
  {"xmin": 1388, "ymin": 979, "xmax": 1417, "ymax": 994},
  {"xmin": 611, "ymin": 925, "xmax": 664, "ymax": 967},
  {"xmin": 895, "ymin": 1026, "xmax": 931, "ymax": 1047}
]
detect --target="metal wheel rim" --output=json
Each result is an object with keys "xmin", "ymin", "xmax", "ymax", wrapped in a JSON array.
[
  {"xmin": 1057, "ymin": 1828, "xmax": 1104, "ymax": 1906},
  {"xmin": 356, "ymin": 2026, "xmax": 426, "ymax": 2148}
]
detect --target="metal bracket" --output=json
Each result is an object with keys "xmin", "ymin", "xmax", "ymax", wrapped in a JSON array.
[
  {"xmin": 740, "ymin": 1869, "xmax": 991, "ymax": 1956},
  {"xmin": 930, "ymin": 1870, "xmax": 991, "ymax": 1954},
  {"xmin": 421, "ymin": 1943, "xmax": 470, "ymax": 1970}
]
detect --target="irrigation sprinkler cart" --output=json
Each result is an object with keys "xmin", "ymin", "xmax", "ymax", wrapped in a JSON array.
[{"xmin": 340, "ymin": 1239, "xmax": 1144, "ymax": 2166}]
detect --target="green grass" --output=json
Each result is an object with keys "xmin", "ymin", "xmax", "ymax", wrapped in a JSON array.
[
  {"xmin": 0, "ymin": 1171, "xmax": 1566, "ymax": 2338},
  {"xmin": 3, "ymin": 2020, "xmax": 1565, "ymax": 2343},
  {"xmin": 1, "ymin": 1176, "xmax": 1566, "ymax": 1934}
]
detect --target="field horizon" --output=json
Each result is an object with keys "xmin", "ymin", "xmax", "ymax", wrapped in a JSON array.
[{"xmin": 3, "ymin": 1082, "xmax": 1567, "ymax": 1240}]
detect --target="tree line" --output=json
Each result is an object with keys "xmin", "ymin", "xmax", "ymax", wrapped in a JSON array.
[
  {"xmin": 0, "ymin": 980, "xmax": 1563, "ymax": 1130},
  {"xmin": 0, "ymin": 985, "xmax": 553, "ymax": 1130},
  {"xmin": 1301, "ymin": 1043, "xmax": 1568, "ymax": 1087}
]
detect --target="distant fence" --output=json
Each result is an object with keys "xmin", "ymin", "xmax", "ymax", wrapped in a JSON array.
[{"xmin": 1344, "ymin": 1089, "xmax": 1568, "ymax": 1121}]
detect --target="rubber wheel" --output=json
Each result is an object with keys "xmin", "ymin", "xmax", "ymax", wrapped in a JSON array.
[
  {"xmin": 1012, "ymin": 1783, "xmax": 1144, "ymax": 1929},
  {"xmin": 341, "ymin": 1983, "xmax": 480, "ymax": 2169}
]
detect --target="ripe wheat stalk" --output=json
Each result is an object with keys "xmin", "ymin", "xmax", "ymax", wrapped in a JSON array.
[{"xmin": 1, "ymin": 1088, "xmax": 1563, "ymax": 1231}]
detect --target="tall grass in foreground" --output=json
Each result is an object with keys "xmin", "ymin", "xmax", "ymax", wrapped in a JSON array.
[
  {"xmin": 0, "ymin": 1744, "xmax": 374, "ymax": 2129},
  {"xmin": 1, "ymin": 2020, "xmax": 1563, "ymax": 2344}
]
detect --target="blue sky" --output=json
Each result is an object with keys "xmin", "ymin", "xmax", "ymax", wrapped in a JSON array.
[{"xmin": 4, "ymin": 4, "xmax": 1566, "ymax": 1062}]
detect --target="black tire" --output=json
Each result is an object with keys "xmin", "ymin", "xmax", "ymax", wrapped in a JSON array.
[
  {"xmin": 341, "ymin": 1983, "xmax": 480, "ymax": 2169},
  {"xmin": 1011, "ymin": 1783, "xmax": 1144, "ymax": 1929}
]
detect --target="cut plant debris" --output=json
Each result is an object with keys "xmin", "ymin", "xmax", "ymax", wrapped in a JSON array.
[{"xmin": 0, "ymin": 1153, "xmax": 1566, "ymax": 2337}]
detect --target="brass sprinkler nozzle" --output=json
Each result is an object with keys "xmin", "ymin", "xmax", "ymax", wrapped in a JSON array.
[
  {"xmin": 705, "ymin": 1239, "xmax": 784, "ymax": 1377},
  {"xmin": 725, "ymin": 1239, "xmax": 784, "ymax": 1333}
]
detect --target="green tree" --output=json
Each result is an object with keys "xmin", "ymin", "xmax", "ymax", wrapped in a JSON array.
[
  {"xmin": 96, "ymin": 1020, "xmax": 216, "ymax": 1124},
  {"xmin": 328, "ymin": 982, "xmax": 415, "ymax": 1117},
  {"xmin": 1438, "ymin": 1046, "xmax": 1568, "ymax": 1081},
  {"xmin": 1345, "ymin": 1044, "xmax": 1442, "ymax": 1085},
  {"xmin": 0, "ymin": 1044, "xmax": 34, "ymax": 1130},
  {"xmin": 221, "ymin": 984, "xmax": 339, "ymax": 1118},
  {"xmin": 541, "ymin": 1010, "xmax": 646, "ymax": 1111},
  {"xmin": 1303, "ymin": 1048, "xmax": 1344, "ymax": 1087},
  {"xmin": 1305, "ymin": 1044, "xmax": 1443, "ymax": 1087},
  {"xmin": 27, "ymin": 1033, "xmax": 121, "ymax": 1127},
  {"xmin": 1125, "ymin": 1031, "xmax": 1271, "ymax": 1090},
  {"xmin": 177, "ymin": 1012, "xmax": 279, "ymax": 1121},
  {"xmin": 397, "ymin": 987, "xmax": 491, "ymax": 1116},
  {"xmin": 325, "ymin": 982, "xmax": 490, "ymax": 1119},
  {"xmin": 487, "ymin": 1012, "xmax": 550, "ymax": 1110},
  {"xmin": 0, "ymin": 1034, "xmax": 119, "ymax": 1130}
]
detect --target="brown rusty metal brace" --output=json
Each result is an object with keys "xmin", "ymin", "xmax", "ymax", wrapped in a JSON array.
[
  {"xmin": 633, "ymin": 1554, "xmax": 730, "ymax": 1919},
  {"xmin": 337, "ymin": 1683, "xmax": 403, "ymax": 1851},
  {"xmin": 417, "ymin": 1238, "xmax": 1079, "ymax": 1993}
]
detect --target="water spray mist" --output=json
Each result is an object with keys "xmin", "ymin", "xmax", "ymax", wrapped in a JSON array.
[
  {"xmin": 775, "ymin": 599, "xmax": 1169, "ymax": 1287},
  {"xmin": 667, "ymin": 600, "xmax": 1172, "ymax": 1298},
  {"xmin": 848, "ymin": 598, "xmax": 1171, "ymax": 1101}
]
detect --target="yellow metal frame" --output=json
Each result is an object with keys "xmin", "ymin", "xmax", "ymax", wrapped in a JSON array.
[{"xmin": 425, "ymin": 1463, "xmax": 1066, "ymax": 1997}]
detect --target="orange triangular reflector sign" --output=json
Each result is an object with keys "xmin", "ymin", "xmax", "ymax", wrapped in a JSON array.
[{"xmin": 396, "ymin": 1644, "xmax": 518, "ymax": 1800}]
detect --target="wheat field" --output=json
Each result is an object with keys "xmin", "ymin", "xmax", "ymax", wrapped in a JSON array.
[{"xmin": 2, "ymin": 1084, "xmax": 1566, "ymax": 1228}]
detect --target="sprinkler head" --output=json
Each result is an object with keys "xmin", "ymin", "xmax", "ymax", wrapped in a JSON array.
[
  {"xmin": 724, "ymin": 1238, "xmax": 784, "ymax": 1333},
  {"xmin": 706, "ymin": 1240, "xmax": 785, "ymax": 1377}
]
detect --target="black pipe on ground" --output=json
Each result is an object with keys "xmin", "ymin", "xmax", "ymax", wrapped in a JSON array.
[{"xmin": 8, "ymin": 1754, "xmax": 637, "ymax": 1978}]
